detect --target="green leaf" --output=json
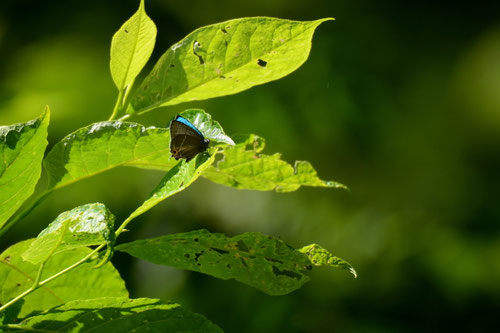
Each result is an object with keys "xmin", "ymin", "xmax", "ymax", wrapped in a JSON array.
[
  {"xmin": 0, "ymin": 239, "xmax": 128, "ymax": 318},
  {"xmin": 178, "ymin": 109, "xmax": 235, "ymax": 145},
  {"xmin": 299, "ymin": 243, "xmax": 357, "ymax": 278},
  {"xmin": 43, "ymin": 121, "xmax": 176, "ymax": 190},
  {"xmin": 12, "ymin": 297, "xmax": 222, "ymax": 333},
  {"xmin": 0, "ymin": 299, "xmax": 23, "ymax": 325},
  {"xmin": 125, "ymin": 151, "xmax": 217, "ymax": 223},
  {"xmin": 43, "ymin": 110, "xmax": 232, "ymax": 190},
  {"xmin": 0, "ymin": 108, "xmax": 50, "ymax": 230},
  {"xmin": 110, "ymin": 0, "xmax": 157, "ymax": 92},
  {"xmin": 131, "ymin": 17, "xmax": 333, "ymax": 113},
  {"xmin": 22, "ymin": 203, "xmax": 115, "ymax": 265},
  {"xmin": 203, "ymin": 134, "xmax": 347, "ymax": 192},
  {"xmin": 117, "ymin": 229, "xmax": 313, "ymax": 296}
]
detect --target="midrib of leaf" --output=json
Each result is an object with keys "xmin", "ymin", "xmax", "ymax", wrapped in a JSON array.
[
  {"xmin": 118, "ymin": 4, "xmax": 145, "ymax": 91},
  {"xmin": 136, "ymin": 19, "xmax": 327, "ymax": 114}
]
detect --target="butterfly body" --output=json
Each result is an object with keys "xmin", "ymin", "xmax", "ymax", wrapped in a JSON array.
[{"xmin": 169, "ymin": 115, "xmax": 209, "ymax": 161}]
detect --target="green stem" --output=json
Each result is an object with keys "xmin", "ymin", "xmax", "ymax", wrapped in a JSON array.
[
  {"xmin": 0, "ymin": 186, "xmax": 144, "ymax": 312},
  {"xmin": 108, "ymin": 89, "xmax": 125, "ymax": 121},
  {"xmin": 0, "ymin": 285, "xmax": 37, "ymax": 313},
  {"xmin": 0, "ymin": 244, "xmax": 104, "ymax": 313},
  {"xmin": 31, "ymin": 263, "xmax": 45, "ymax": 289},
  {"xmin": 0, "ymin": 189, "xmax": 53, "ymax": 239}
]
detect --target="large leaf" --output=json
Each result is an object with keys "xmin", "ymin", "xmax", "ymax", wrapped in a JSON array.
[
  {"xmin": 44, "ymin": 109, "xmax": 232, "ymax": 190},
  {"xmin": 0, "ymin": 239, "xmax": 128, "ymax": 318},
  {"xmin": 110, "ymin": 0, "xmax": 156, "ymax": 92},
  {"xmin": 0, "ymin": 108, "xmax": 49, "ymax": 229},
  {"xmin": 22, "ymin": 203, "xmax": 115, "ymax": 264},
  {"xmin": 203, "ymin": 134, "xmax": 346, "ymax": 192},
  {"xmin": 9, "ymin": 297, "xmax": 222, "ymax": 333},
  {"xmin": 124, "ymin": 151, "xmax": 217, "ymax": 224},
  {"xmin": 131, "ymin": 17, "xmax": 332, "ymax": 112},
  {"xmin": 117, "ymin": 229, "xmax": 313, "ymax": 296},
  {"xmin": 43, "ymin": 121, "xmax": 176, "ymax": 189},
  {"xmin": 299, "ymin": 244, "xmax": 357, "ymax": 278}
]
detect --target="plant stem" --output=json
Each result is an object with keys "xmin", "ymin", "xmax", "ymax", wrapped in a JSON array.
[
  {"xmin": 0, "ymin": 187, "xmax": 143, "ymax": 312},
  {"xmin": 0, "ymin": 189, "xmax": 53, "ymax": 239},
  {"xmin": 0, "ymin": 244, "xmax": 104, "ymax": 313},
  {"xmin": 108, "ymin": 89, "xmax": 125, "ymax": 121}
]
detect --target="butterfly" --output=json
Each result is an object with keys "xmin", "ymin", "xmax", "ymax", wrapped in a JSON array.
[{"xmin": 169, "ymin": 115, "xmax": 210, "ymax": 162}]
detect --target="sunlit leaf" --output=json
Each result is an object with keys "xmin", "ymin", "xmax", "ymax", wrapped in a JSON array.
[
  {"xmin": 125, "ymin": 151, "xmax": 217, "ymax": 223},
  {"xmin": 22, "ymin": 203, "xmax": 115, "ymax": 264},
  {"xmin": 177, "ymin": 109, "xmax": 235, "ymax": 145},
  {"xmin": 14, "ymin": 297, "xmax": 222, "ymax": 333},
  {"xmin": 43, "ymin": 121, "xmax": 176, "ymax": 189},
  {"xmin": 0, "ymin": 299, "xmax": 23, "ymax": 325},
  {"xmin": 203, "ymin": 134, "xmax": 347, "ymax": 192},
  {"xmin": 0, "ymin": 108, "xmax": 49, "ymax": 230},
  {"xmin": 0, "ymin": 240, "xmax": 128, "ymax": 318},
  {"xmin": 299, "ymin": 243, "xmax": 357, "ymax": 278},
  {"xmin": 117, "ymin": 229, "xmax": 313, "ymax": 296},
  {"xmin": 110, "ymin": 0, "xmax": 156, "ymax": 92},
  {"xmin": 131, "ymin": 17, "xmax": 333, "ymax": 112}
]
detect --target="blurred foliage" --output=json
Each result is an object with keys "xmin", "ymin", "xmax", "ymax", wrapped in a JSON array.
[{"xmin": 1, "ymin": 0, "xmax": 499, "ymax": 332}]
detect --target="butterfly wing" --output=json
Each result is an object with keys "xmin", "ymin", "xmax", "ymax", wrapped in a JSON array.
[{"xmin": 170, "ymin": 120, "xmax": 209, "ymax": 161}]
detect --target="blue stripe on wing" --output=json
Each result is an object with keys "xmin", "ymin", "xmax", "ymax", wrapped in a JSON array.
[{"xmin": 175, "ymin": 116, "xmax": 204, "ymax": 137}]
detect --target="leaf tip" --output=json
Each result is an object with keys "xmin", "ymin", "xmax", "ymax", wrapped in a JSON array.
[
  {"xmin": 349, "ymin": 267, "xmax": 357, "ymax": 278},
  {"xmin": 325, "ymin": 180, "xmax": 349, "ymax": 192},
  {"xmin": 41, "ymin": 105, "xmax": 51, "ymax": 120}
]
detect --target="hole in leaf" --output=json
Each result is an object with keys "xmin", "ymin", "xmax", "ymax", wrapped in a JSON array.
[
  {"xmin": 194, "ymin": 251, "xmax": 204, "ymax": 261},
  {"xmin": 237, "ymin": 240, "xmax": 249, "ymax": 252},
  {"xmin": 257, "ymin": 59, "xmax": 267, "ymax": 67},
  {"xmin": 193, "ymin": 40, "xmax": 205, "ymax": 65},
  {"xmin": 265, "ymin": 257, "xmax": 284, "ymax": 264},
  {"xmin": 240, "ymin": 257, "xmax": 248, "ymax": 267},
  {"xmin": 272, "ymin": 266, "xmax": 302, "ymax": 279},
  {"xmin": 184, "ymin": 254, "xmax": 190, "ymax": 258},
  {"xmin": 194, "ymin": 238, "xmax": 199, "ymax": 242},
  {"xmin": 170, "ymin": 64, "xmax": 175, "ymax": 68},
  {"xmin": 125, "ymin": 29, "xmax": 129, "ymax": 33},
  {"xmin": 220, "ymin": 75, "xmax": 226, "ymax": 79},
  {"xmin": 221, "ymin": 28, "xmax": 227, "ymax": 34},
  {"xmin": 212, "ymin": 247, "xmax": 229, "ymax": 255}
]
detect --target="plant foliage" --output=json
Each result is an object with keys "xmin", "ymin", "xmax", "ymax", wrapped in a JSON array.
[{"xmin": 0, "ymin": 1, "xmax": 351, "ymax": 331}]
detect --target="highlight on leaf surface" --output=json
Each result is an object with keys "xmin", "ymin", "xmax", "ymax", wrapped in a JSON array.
[
  {"xmin": 130, "ymin": 17, "xmax": 333, "ymax": 113},
  {"xmin": 0, "ymin": 240, "xmax": 128, "ymax": 318},
  {"xmin": 110, "ymin": 0, "xmax": 156, "ymax": 92},
  {"xmin": 21, "ymin": 203, "xmax": 116, "ymax": 265},
  {"xmin": 203, "ymin": 134, "xmax": 347, "ymax": 192},
  {"xmin": 14, "ymin": 297, "xmax": 222, "ymax": 333},
  {"xmin": 0, "ymin": 108, "xmax": 50, "ymax": 230},
  {"xmin": 117, "ymin": 229, "xmax": 314, "ymax": 296},
  {"xmin": 176, "ymin": 109, "xmax": 235, "ymax": 145},
  {"xmin": 299, "ymin": 243, "xmax": 357, "ymax": 278}
]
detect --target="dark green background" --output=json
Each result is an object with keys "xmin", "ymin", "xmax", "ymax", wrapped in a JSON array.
[{"xmin": 1, "ymin": 0, "xmax": 499, "ymax": 331}]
